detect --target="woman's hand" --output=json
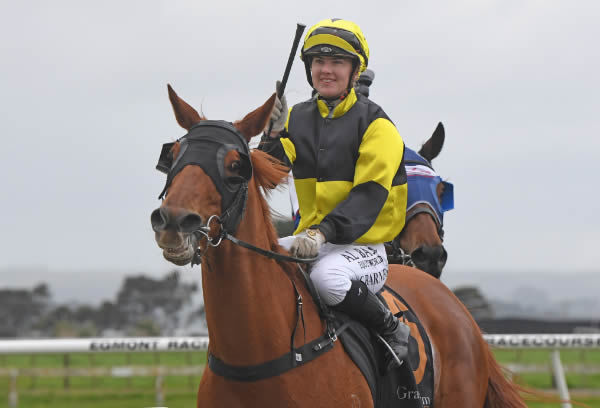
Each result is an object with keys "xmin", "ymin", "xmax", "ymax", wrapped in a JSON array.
[
  {"xmin": 267, "ymin": 80, "xmax": 288, "ymax": 136},
  {"xmin": 290, "ymin": 228, "xmax": 326, "ymax": 258}
]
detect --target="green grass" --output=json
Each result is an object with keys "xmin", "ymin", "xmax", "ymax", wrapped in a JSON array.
[
  {"xmin": 0, "ymin": 350, "xmax": 599, "ymax": 407},
  {"xmin": 0, "ymin": 351, "xmax": 207, "ymax": 368},
  {"xmin": 493, "ymin": 349, "xmax": 600, "ymax": 365},
  {"xmin": 526, "ymin": 399, "xmax": 600, "ymax": 408},
  {"xmin": 0, "ymin": 390, "xmax": 194, "ymax": 408},
  {"xmin": 492, "ymin": 349, "xmax": 600, "ymax": 391}
]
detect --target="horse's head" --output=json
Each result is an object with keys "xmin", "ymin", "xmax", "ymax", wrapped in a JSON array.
[
  {"xmin": 150, "ymin": 85, "xmax": 281, "ymax": 266},
  {"xmin": 394, "ymin": 123, "xmax": 453, "ymax": 279}
]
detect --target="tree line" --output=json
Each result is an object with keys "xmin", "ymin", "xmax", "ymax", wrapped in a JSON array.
[{"xmin": 0, "ymin": 270, "xmax": 203, "ymax": 338}]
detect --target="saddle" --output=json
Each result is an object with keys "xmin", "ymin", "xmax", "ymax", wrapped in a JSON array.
[{"xmin": 331, "ymin": 286, "xmax": 435, "ymax": 408}]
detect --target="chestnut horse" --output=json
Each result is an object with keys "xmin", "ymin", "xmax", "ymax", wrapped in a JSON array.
[{"xmin": 151, "ymin": 86, "xmax": 526, "ymax": 408}]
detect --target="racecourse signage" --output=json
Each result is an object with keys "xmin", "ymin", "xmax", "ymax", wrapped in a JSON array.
[
  {"xmin": 484, "ymin": 334, "xmax": 600, "ymax": 349},
  {"xmin": 0, "ymin": 337, "xmax": 210, "ymax": 354},
  {"xmin": 89, "ymin": 338, "xmax": 210, "ymax": 352},
  {"xmin": 1, "ymin": 334, "xmax": 599, "ymax": 354}
]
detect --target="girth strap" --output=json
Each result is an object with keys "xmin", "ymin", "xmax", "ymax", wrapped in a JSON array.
[{"xmin": 207, "ymin": 322, "xmax": 350, "ymax": 382}]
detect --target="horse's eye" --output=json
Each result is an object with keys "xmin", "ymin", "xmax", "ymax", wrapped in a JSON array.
[{"xmin": 229, "ymin": 161, "xmax": 241, "ymax": 171}]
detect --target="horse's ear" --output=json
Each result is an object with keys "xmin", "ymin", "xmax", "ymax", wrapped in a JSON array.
[
  {"xmin": 418, "ymin": 122, "xmax": 445, "ymax": 162},
  {"xmin": 234, "ymin": 93, "xmax": 277, "ymax": 142},
  {"xmin": 167, "ymin": 84, "xmax": 203, "ymax": 130}
]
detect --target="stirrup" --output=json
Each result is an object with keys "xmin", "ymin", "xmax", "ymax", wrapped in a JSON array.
[{"xmin": 374, "ymin": 333, "xmax": 404, "ymax": 367}]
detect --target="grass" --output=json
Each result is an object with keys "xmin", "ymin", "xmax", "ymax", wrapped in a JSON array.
[
  {"xmin": 0, "ymin": 350, "xmax": 599, "ymax": 407},
  {"xmin": 0, "ymin": 390, "xmax": 194, "ymax": 408}
]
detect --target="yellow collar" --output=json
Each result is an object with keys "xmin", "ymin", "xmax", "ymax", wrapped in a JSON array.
[{"xmin": 316, "ymin": 88, "xmax": 358, "ymax": 119}]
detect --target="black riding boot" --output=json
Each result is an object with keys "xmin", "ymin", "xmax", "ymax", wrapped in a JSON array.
[{"xmin": 334, "ymin": 280, "xmax": 410, "ymax": 371}]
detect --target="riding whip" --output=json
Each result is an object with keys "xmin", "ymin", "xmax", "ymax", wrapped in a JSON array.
[{"xmin": 266, "ymin": 23, "xmax": 306, "ymax": 136}]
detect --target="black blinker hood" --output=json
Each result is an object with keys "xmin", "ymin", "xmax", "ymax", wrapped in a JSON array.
[{"xmin": 155, "ymin": 120, "xmax": 252, "ymax": 234}]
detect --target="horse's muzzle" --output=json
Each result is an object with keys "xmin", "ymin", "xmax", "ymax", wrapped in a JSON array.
[
  {"xmin": 151, "ymin": 206, "xmax": 204, "ymax": 233},
  {"xmin": 410, "ymin": 245, "xmax": 447, "ymax": 279}
]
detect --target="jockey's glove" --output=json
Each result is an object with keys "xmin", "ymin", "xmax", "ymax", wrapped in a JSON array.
[
  {"xmin": 268, "ymin": 80, "xmax": 288, "ymax": 134},
  {"xmin": 290, "ymin": 228, "xmax": 326, "ymax": 259}
]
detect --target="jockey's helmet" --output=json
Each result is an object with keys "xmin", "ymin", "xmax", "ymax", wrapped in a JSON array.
[{"xmin": 300, "ymin": 19, "xmax": 370, "ymax": 87}]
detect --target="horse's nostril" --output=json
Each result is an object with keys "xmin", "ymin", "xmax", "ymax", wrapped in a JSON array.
[
  {"xmin": 410, "ymin": 247, "xmax": 427, "ymax": 265},
  {"xmin": 151, "ymin": 207, "xmax": 168, "ymax": 231},
  {"xmin": 178, "ymin": 213, "xmax": 204, "ymax": 233},
  {"xmin": 411, "ymin": 245, "xmax": 447, "ymax": 279}
]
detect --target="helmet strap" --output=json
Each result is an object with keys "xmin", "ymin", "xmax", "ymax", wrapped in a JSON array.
[
  {"xmin": 304, "ymin": 57, "xmax": 314, "ymax": 87},
  {"xmin": 346, "ymin": 59, "xmax": 360, "ymax": 94}
]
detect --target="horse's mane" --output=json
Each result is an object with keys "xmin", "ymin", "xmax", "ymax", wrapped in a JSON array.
[
  {"xmin": 249, "ymin": 149, "xmax": 290, "ymax": 248},
  {"xmin": 249, "ymin": 149, "xmax": 317, "ymax": 301}
]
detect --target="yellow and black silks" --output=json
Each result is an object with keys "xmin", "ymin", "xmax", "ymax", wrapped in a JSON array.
[{"xmin": 260, "ymin": 89, "xmax": 407, "ymax": 244}]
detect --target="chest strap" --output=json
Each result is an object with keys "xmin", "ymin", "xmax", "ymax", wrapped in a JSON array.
[{"xmin": 208, "ymin": 322, "xmax": 350, "ymax": 382}]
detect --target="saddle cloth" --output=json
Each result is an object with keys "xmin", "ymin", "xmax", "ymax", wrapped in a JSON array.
[{"xmin": 333, "ymin": 285, "xmax": 435, "ymax": 408}]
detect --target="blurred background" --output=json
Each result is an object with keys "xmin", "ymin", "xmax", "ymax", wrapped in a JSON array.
[
  {"xmin": 1, "ymin": 1, "xmax": 599, "ymax": 406},
  {"xmin": 1, "ymin": 0, "xmax": 598, "ymax": 336}
]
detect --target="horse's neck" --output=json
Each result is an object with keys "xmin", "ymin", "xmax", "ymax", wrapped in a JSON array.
[{"xmin": 201, "ymin": 191, "xmax": 317, "ymax": 365}]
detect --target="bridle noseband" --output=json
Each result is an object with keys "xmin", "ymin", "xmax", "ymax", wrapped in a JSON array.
[{"xmin": 405, "ymin": 204, "xmax": 445, "ymax": 242}]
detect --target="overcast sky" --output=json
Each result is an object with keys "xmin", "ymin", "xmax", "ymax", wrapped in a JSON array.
[{"xmin": 1, "ymin": 1, "xmax": 599, "ymax": 294}]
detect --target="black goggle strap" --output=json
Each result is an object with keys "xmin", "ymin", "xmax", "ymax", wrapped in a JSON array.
[{"xmin": 220, "ymin": 180, "xmax": 249, "ymax": 234}]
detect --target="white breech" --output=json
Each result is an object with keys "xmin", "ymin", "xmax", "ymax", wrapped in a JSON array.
[{"xmin": 278, "ymin": 236, "xmax": 389, "ymax": 306}]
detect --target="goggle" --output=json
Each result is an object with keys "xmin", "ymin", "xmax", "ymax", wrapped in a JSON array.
[{"xmin": 305, "ymin": 26, "xmax": 368, "ymax": 65}]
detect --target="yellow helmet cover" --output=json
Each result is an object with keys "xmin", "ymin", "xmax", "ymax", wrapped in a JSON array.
[{"xmin": 301, "ymin": 19, "xmax": 370, "ymax": 75}]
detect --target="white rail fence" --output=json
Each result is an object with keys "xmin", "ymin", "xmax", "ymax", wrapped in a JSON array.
[{"xmin": 1, "ymin": 334, "xmax": 599, "ymax": 408}]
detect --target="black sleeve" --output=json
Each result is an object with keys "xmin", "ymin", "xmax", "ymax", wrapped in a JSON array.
[
  {"xmin": 258, "ymin": 131, "xmax": 291, "ymax": 167},
  {"xmin": 317, "ymin": 181, "xmax": 388, "ymax": 244}
]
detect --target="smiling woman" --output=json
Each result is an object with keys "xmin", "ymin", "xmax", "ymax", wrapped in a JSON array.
[{"xmin": 310, "ymin": 55, "xmax": 355, "ymax": 99}]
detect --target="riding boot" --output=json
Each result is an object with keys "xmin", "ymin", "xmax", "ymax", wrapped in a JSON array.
[{"xmin": 334, "ymin": 280, "xmax": 410, "ymax": 371}]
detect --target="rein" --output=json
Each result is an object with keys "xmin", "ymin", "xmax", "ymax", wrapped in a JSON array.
[
  {"xmin": 190, "ymin": 213, "xmax": 317, "ymax": 266},
  {"xmin": 387, "ymin": 204, "xmax": 444, "ymax": 267},
  {"xmin": 386, "ymin": 240, "xmax": 415, "ymax": 267},
  {"xmin": 195, "ymin": 215, "xmax": 344, "ymax": 382},
  {"xmin": 156, "ymin": 119, "xmax": 337, "ymax": 382},
  {"xmin": 189, "ymin": 211, "xmax": 340, "ymax": 382}
]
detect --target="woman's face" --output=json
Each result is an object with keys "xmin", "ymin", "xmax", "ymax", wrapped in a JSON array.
[{"xmin": 311, "ymin": 56, "xmax": 355, "ymax": 99}]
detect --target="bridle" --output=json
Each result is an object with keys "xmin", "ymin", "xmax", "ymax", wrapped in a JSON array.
[
  {"xmin": 386, "ymin": 156, "xmax": 448, "ymax": 266},
  {"xmin": 154, "ymin": 120, "xmax": 343, "ymax": 382},
  {"xmin": 190, "ymin": 213, "xmax": 317, "ymax": 266},
  {"xmin": 405, "ymin": 204, "xmax": 445, "ymax": 242},
  {"xmin": 403, "ymin": 157, "xmax": 446, "ymax": 241},
  {"xmin": 155, "ymin": 120, "xmax": 316, "ymax": 266}
]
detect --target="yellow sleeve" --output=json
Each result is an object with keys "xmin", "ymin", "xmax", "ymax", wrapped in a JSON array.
[
  {"xmin": 354, "ymin": 117, "xmax": 404, "ymax": 190},
  {"xmin": 281, "ymin": 107, "xmax": 296, "ymax": 164}
]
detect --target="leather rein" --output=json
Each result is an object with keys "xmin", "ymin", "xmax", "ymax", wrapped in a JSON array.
[
  {"xmin": 155, "ymin": 121, "xmax": 343, "ymax": 382},
  {"xmin": 191, "ymin": 213, "xmax": 345, "ymax": 383},
  {"xmin": 190, "ymin": 212, "xmax": 317, "ymax": 267}
]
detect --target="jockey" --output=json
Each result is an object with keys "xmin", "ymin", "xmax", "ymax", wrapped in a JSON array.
[{"xmin": 260, "ymin": 18, "xmax": 409, "ymax": 370}]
